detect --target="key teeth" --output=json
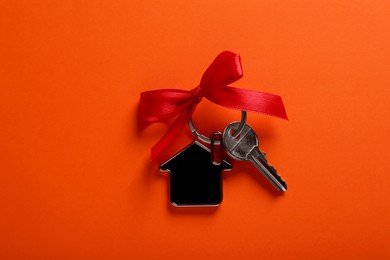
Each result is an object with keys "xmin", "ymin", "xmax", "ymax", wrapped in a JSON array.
[
  {"xmin": 261, "ymin": 152, "xmax": 268, "ymax": 163},
  {"xmin": 269, "ymin": 165, "xmax": 286, "ymax": 183}
]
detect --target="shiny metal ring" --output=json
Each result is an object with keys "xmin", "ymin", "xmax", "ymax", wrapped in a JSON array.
[{"xmin": 189, "ymin": 111, "xmax": 247, "ymax": 144}]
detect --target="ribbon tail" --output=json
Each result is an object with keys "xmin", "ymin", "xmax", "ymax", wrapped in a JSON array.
[
  {"xmin": 151, "ymin": 105, "xmax": 196, "ymax": 161},
  {"xmin": 206, "ymin": 87, "xmax": 288, "ymax": 120}
]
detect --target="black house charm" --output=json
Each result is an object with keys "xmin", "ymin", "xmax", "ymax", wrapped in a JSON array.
[{"xmin": 160, "ymin": 141, "xmax": 231, "ymax": 207}]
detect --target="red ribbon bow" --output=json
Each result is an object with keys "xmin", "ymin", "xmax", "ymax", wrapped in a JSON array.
[{"xmin": 140, "ymin": 51, "xmax": 288, "ymax": 161}]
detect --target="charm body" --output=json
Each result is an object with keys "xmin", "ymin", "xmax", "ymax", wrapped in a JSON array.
[{"xmin": 160, "ymin": 142, "xmax": 231, "ymax": 207}]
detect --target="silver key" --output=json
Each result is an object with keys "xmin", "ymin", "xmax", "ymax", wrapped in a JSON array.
[{"xmin": 222, "ymin": 122, "xmax": 287, "ymax": 192}]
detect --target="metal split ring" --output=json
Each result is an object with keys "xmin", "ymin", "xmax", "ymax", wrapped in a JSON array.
[{"xmin": 189, "ymin": 111, "xmax": 247, "ymax": 144}]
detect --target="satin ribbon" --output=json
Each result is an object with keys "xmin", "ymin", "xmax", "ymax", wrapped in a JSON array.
[{"xmin": 139, "ymin": 51, "xmax": 288, "ymax": 161}]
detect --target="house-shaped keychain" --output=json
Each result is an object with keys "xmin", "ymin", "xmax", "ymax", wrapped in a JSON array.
[{"xmin": 160, "ymin": 141, "xmax": 231, "ymax": 207}]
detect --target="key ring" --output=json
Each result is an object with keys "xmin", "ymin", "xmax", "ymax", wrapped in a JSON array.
[{"xmin": 189, "ymin": 111, "xmax": 247, "ymax": 144}]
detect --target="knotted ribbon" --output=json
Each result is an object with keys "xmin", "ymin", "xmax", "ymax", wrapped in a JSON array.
[{"xmin": 139, "ymin": 51, "xmax": 288, "ymax": 161}]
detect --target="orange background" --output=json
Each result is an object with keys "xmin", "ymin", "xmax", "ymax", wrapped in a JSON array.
[{"xmin": 1, "ymin": 0, "xmax": 390, "ymax": 259}]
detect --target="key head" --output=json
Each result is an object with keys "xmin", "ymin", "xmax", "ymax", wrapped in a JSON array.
[{"xmin": 222, "ymin": 122, "xmax": 259, "ymax": 161}]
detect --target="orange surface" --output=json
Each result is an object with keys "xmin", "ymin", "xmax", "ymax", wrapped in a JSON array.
[{"xmin": 1, "ymin": 0, "xmax": 390, "ymax": 259}]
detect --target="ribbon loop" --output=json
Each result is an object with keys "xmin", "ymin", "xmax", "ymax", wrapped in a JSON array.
[{"xmin": 139, "ymin": 51, "xmax": 288, "ymax": 161}]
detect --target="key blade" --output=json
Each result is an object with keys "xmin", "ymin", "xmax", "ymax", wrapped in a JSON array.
[{"xmin": 248, "ymin": 149, "xmax": 287, "ymax": 192}]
